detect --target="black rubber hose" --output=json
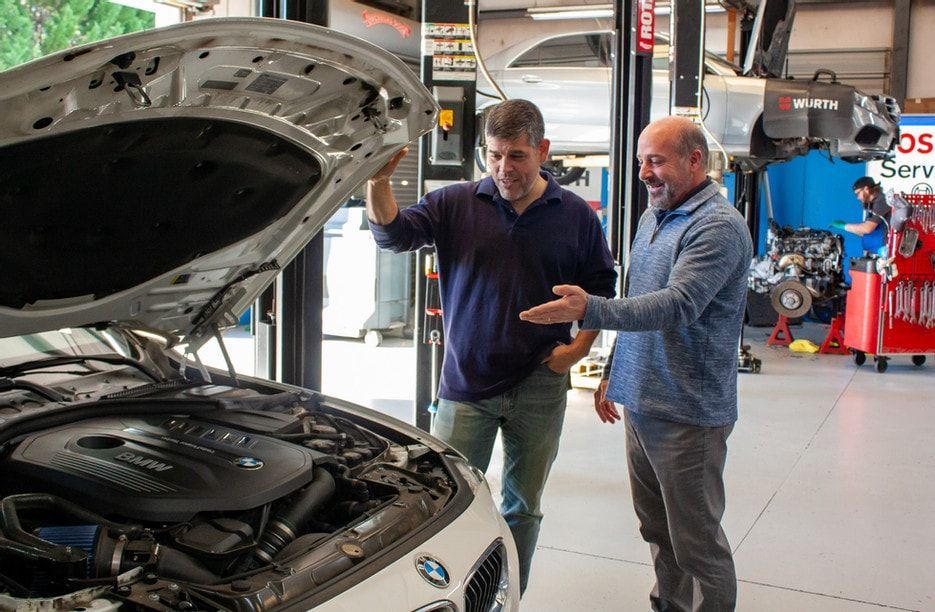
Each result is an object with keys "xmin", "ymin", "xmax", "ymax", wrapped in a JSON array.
[
  {"xmin": 0, "ymin": 494, "xmax": 139, "ymax": 550},
  {"xmin": 157, "ymin": 546, "xmax": 221, "ymax": 584},
  {"xmin": 0, "ymin": 535, "xmax": 84, "ymax": 564},
  {"xmin": 255, "ymin": 467, "xmax": 336, "ymax": 563}
]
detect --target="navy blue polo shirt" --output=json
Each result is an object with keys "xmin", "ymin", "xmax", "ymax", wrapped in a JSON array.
[{"xmin": 370, "ymin": 172, "xmax": 616, "ymax": 401}]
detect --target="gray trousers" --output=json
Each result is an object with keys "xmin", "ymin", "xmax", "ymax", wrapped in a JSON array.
[{"xmin": 625, "ymin": 410, "xmax": 736, "ymax": 612}]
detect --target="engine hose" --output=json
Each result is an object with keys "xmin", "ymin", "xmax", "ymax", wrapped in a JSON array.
[
  {"xmin": 1, "ymin": 494, "xmax": 140, "ymax": 550},
  {"xmin": 255, "ymin": 467, "xmax": 336, "ymax": 564},
  {"xmin": 0, "ymin": 535, "xmax": 85, "ymax": 565},
  {"xmin": 157, "ymin": 546, "xmax": 221, "ymax": 584}
]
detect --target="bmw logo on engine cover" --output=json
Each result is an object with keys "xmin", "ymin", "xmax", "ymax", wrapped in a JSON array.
[
  {"xmin": 234, "ymin": 456, "xmax": 263, "ymax": 470},
  {"xmin": 415, "ymin": 554, "xmax": 449, "ymax": 588}
]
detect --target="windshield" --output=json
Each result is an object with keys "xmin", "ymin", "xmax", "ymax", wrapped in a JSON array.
[{"xmin": 0, "ymin": 328, "xmax": 136, "ymax": 370}]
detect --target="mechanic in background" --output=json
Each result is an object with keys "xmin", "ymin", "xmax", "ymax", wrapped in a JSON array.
[
  {"xmin": 520, "ymin": 116, "xmax": 752, "ymax": 611},
  {"xmin": 365, "ymin": 99, "xmax": 616, "ymax": 594},
  {"xmin": 830, "ymin": 176, "xmax": 890, "ymax": 254}
]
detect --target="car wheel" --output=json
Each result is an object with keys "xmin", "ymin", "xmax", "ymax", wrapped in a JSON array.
[{"xmin": 539, "ymin": 160, "xmax": 586, "ymax": 185}]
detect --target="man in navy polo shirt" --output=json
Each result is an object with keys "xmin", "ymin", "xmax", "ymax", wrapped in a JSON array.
[{"xmin": 366, "ymin": 99, "xmax": 616, "ymax": 594}]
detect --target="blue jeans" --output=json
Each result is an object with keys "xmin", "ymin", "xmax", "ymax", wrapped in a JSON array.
[{"xmin": 432, "ymin": 365, "xmax": 569, "ymax": 594}]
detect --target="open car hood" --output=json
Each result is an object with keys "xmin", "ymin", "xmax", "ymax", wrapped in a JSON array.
[{"xmin": 0, "ymin": 17, "xmax": 437, "ymax": 346}]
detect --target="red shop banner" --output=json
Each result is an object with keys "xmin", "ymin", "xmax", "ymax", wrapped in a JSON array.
[{"xmin": 636, "ymin": 0, "xmax": 655, "ymax": 56}]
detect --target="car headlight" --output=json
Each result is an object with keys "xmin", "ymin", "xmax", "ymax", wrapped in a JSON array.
[
  {"xmin": 446, "ymin": 453, "xmax": 488, "ymax": 494},
  {"xmin": 856, "ymin": 94, "xmax": 880, "ymax": 113}
]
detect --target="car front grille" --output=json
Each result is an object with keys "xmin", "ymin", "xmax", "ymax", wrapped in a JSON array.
[
  {"xmin": 413, "ymin": 602, "xmax": 456, "ymax": 612},
  {"xmin": 464, "ymin": 540, "xmax": 508, "ymax": 612}
]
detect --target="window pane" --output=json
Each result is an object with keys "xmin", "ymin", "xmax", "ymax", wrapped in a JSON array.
[
  {"xmin": 1, "ymin": 1, "xmax": 157, "ymax": 71},
  {"xmin": 510, "ymin": 33, "xmax": 611, "ymax": 69},
  {"xmin": 512, "ymin": 44, "xmax": 542, "ymax": 68}
]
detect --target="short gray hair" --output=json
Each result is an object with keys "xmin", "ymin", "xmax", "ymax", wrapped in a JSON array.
[
  {"xmin": 484, "ymin": 99, "xmax": 545, "ymax": 147},
  {"xmin": 675, "ymin": 120, "xmax": 709, "ymax": 167}
]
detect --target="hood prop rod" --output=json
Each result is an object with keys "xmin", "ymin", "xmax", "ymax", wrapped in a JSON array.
[{"xmin": 212, "ymin": 323, "xmax": 239, "ymax": 387}]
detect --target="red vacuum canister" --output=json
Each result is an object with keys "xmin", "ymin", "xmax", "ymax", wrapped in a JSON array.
[{"xmin": 844, "ymin": 258, "xmax": 882, "ymax": 354}]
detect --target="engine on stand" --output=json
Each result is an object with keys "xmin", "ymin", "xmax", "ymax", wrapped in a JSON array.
[{"xmin": 749, "ymin": 220, "xmax": 848, "ymax": 320}]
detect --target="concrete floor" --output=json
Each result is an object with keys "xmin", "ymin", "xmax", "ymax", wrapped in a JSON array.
[{"xmin": 201, "ymin": 323, "xmax": 935, "ymax": 611}]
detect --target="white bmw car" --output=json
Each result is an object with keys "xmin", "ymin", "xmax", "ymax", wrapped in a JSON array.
[
  {"xmin": 0, "ymin": 18, "xmax": 518, "ymax": 611},
  {"xmin": 479, "ymin": 30, "xmax": 899, "ymax": 168}
]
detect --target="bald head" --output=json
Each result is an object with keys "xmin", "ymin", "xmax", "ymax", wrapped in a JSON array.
[
  {"xmin": 637, "ymin": 117, "xmax": 710, "ymax": 210},
  {"xmin": 642, "ymin": 117, "xmax": 709, "ymax": 168}
]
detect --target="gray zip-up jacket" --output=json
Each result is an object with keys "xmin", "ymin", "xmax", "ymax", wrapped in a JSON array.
[{"xmin": 583, "ymin": 181, "xmax": 753, "ymax": 427}]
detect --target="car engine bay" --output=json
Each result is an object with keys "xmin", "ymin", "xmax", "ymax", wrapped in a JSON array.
[{"xmin": 0, "ymin": 346, "xmax": 467, "ymax": 610}]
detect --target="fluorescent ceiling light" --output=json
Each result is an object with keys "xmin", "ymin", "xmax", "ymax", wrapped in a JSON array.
[
  {"xmin": 527, "ymin": 3, "xmax": 730, "ymax": 20},
  {"xmin": 655, "ymin": 3, "xmax": 727, "ymax": 15},
  {"xmin": 527, "ymin": 4, "xmax": 613, "ymax": 20}
]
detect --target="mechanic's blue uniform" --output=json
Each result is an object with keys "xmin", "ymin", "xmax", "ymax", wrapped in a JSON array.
[
  {"xmin": 861, "ymin": 190, "xmax": 891, "ymax": 253},
  {"xmin": 584, "ymin": 180, "xmax": 752, "ymax": 611},
  {"xmin": 371, "ymin": 171, "xmax": 616, "ymax": 593}
]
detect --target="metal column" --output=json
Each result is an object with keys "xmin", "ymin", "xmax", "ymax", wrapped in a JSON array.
[
  {"xmin": 414, "ymin": 0, "xmax": 478, "ymax": 431},
  {"xmin": 891, "ymin": 0, "xmax": 910, "ymax": 107},
  {"xmin": 254, "ymin": 0, "xmax": 327, "ymax": 391},
  {"xmin": 611, "ymin": 1, "xmax": 652, "ymax": 266},
  {"xmin": 670, "ymin": 0, "xmax": 705, "ymax": 115}
]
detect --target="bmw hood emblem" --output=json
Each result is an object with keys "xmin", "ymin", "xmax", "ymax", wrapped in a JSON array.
[
  {"xmin": 234, "ymin": 456, "xmax": 263, "ymax": 470},
  {"xmin": 415, "ymin": 554, "xmax": 449, "ymax": 588}
]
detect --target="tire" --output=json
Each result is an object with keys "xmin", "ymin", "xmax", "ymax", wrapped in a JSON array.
[
  {"xmin": 477, "ymin": 148, "xmax": 586, "ymax": 186},
  {"xmin": 912, "ymin": 355, "xmax": 926, "ymax": 366},
  {"xmin": 546, "ymin": 164, "xmax": 586, "ymax": 185},
  {"xmin": 364, "ymin": 330, "xmax": 383, "ymax": 347},
  {"xmin": 853, "ymin": 350, "xmax": 866, "ymax": 366},
  {"xmin": 874, "ymin": 357, "xmax": 888, "ymax": 373}
]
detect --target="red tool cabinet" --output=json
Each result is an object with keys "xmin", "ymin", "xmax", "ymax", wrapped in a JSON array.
[{"xmin": 844, "ymin": 194, "xmax": 935, "ymax": 372}]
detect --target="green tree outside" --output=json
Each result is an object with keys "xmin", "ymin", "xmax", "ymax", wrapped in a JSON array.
[{"xmin": 0, "ymin": 0, "xmax": 156, "ymax": 71}]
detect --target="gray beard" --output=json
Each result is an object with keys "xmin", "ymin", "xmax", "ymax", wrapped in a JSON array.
[{"xmin": 647, "ymin": 184, "xmax": 679, "ymax": 211}]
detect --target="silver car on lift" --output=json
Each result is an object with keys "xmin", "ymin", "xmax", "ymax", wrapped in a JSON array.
[
  {"xmin": 478, "ymin": 30, "xmax": 899, "ymax": 168},
  {"xmin": 0, "ymin": 18, "xmax": 518, "ymax": 612}
]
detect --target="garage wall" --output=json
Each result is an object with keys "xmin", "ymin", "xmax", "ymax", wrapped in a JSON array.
[
  {"xmin": 208, "ymin": 0, "xmax": 253, "ymax": 18},
  {"xmin": 908, "ymin": 0, "xmax": 935, "ymax": 98}
]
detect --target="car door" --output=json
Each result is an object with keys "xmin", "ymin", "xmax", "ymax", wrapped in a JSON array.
[{"xmin": 500, "ymin": 32, "xmax": 613, "ymax": 153}]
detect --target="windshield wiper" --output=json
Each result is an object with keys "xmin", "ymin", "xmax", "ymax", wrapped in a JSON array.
[
  {"xmin": 0, "ymin": 377, "xmax": 67, "ymax": 403},
  {"xmin": 0, "ymin": 354, "xmax": 161, "ymax": 382}
]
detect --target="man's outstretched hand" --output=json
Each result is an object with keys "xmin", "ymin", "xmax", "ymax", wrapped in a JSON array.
[
  {"xmin": 370, "ymin": 147, "xmax": 409, "ymax": 183},
  {"xmin": 519, "ymin": 285, "xmax": 589, "ymax": 325}
]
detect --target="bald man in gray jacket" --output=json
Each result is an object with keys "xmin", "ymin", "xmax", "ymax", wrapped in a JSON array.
[{"xmin": 521, "ymin": 116, "xmax": 753, "ymax": 612}]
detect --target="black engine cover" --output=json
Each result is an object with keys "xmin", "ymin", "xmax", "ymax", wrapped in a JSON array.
[{"xmin": 2, "ymin": 415, "xmax": 316, "ymax": 521}]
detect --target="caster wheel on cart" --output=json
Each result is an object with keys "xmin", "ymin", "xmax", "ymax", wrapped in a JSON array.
[
  {"xmin": 912, "ymin": 355, "xmax": 926, "ymax": 367},
  {"xmin": 853, "ymin": 351, "xmax": 866, "ymax": 367},
  {"xmin": 874, "ymin": 357, "xmax": 888, "ymax": 373},
  {"xmin": 364, "ymin": 330, "xmax": 383, "ymax": 347}
]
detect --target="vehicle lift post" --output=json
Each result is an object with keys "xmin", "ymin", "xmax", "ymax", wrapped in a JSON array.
[
  {"xmin": 668, "ymin": 0, "xmax": 761, "ymax": 373},
  {"xmin": 413, "ymin": 0, "xmax": 479, "ymax": 432}
]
